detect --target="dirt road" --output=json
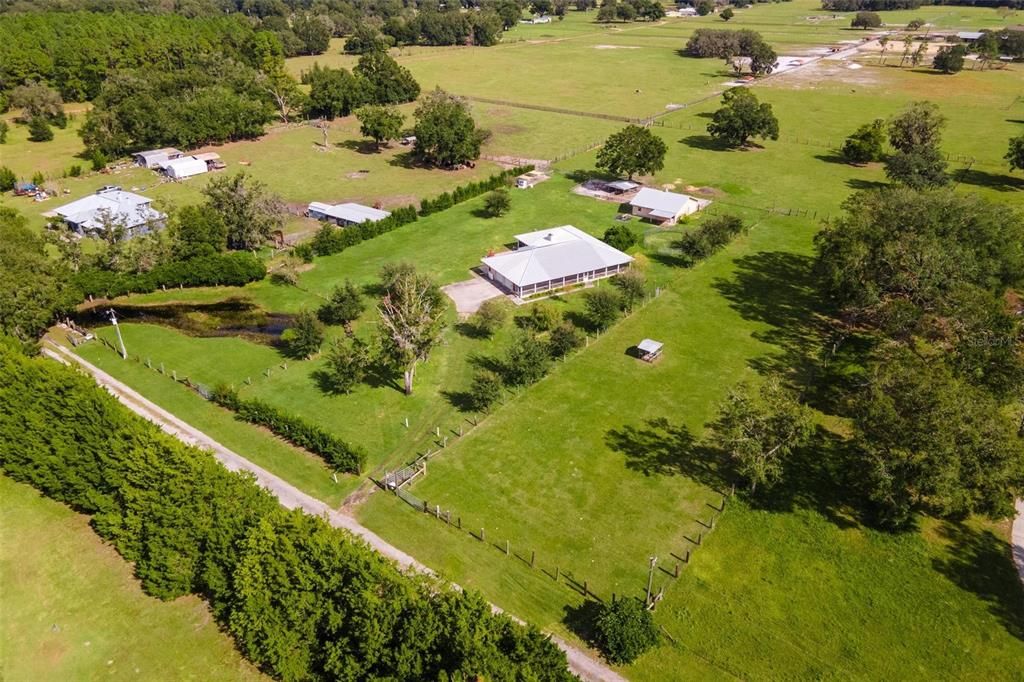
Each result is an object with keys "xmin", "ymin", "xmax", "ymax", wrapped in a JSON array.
[{"xmin": 43, "ymin": 343, "xmax": 626, "ymax": 682}]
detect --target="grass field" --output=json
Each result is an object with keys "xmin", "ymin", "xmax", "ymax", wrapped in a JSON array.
[
  {"xmin": 18, "ymin": 2, "xmax": 1024, "ymax": 677},
  {"xmin": 0, "ymin": 475, "xmax": 264, "ymax": 681}
]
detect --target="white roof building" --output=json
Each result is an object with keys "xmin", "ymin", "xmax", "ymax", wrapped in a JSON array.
[
  {"xmin": 629, "ymin": 187, "xmax": 709, "ymax": 225},
  {"xmin": 956, "ymin": 31, "xmax": 984, "ymax": 41},
  {"xmin": 54, "ymin": 188, "xmax": 166, "ymax": 238},
  {"xmin": 162, "ymin": 156, "xmax": 208, "ymax": 179},
  {"xmin": 308, "ymin": 201, "xmax": 391, "ymax": 226},
  {"xmin": 481, "ymin": 225, "xmax": 633, "ymax": 297},
  {"xmin": 134, "ymin": 147, "xmax": 183, "ymax": 169}
]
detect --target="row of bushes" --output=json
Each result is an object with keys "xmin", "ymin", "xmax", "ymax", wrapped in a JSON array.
[
  {"xmin": 0, "ymin": 341, "xmax": 572, "ymax": 681},
  {"xmin": 418, "ymin": 165, "xmax": 534, "ymax": 216},
  {"xmin": 675, "ymin": 214, "xmax": 748, "ymax": 267},
  {"xmin": 72, "ymin": 251, "xmax": 266, "ymax": 299},
  {"xmin": 210, "ymin": 385, "xmax": 365, "ymax": 474},
  {"xmin": 310, "ymin": 205, "xmax": 419, "ymax": 257}
]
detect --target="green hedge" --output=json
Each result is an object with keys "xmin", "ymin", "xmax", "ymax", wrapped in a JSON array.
[
  {"xmin": 0, "ymin": 341, "xmax": 573, "ymax": 681},
  {"xmin": 311, "ymin": 204, "xmax": 418, "ymax": 257},
  {"xmin": 418, "ymin": 165, "xmax": 533, "ymax": 216},
  {"xmin": 210, "ymin": 385, "xmax": 365, "ymax": 474},
  {"xmin": 72, "ymin": 251, "xmax": 266, "ymax": 298}
]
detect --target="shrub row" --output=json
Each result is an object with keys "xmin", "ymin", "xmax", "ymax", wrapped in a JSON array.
[
  {"xmin": 210, "ymin": 385, "xmax": 365, "ymax": 474},
  {"xmin": 72, "ymin": 251, "xmax": 266, "ymax": 298},
  {"xmin": 310, "ymin": 204, "xmax": 418, "ymax": 257},
  {"xmin": 675, "ymin": 214, "xmax": 748, "ymax": 266},
  {"xmin": 309, "ymin": 167, "xmax": 534, "ymax": 259},
  {"xmin": 0, "ymin": 341, "xmax": 572, "ymax": 681},
  {"xmin": 418, "ymin": 165, "xmax": 534, "ymax": 216}
]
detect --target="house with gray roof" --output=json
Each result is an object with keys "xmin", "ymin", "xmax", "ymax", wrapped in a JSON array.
[
  {"xmin": 54, "ymin": 188, "xmax": 166, "ymax": 239},
  {"xmin": 481, "ymin": 225, "xmax": 633, "ymax": 297},
  {"xmin": 308, "ymin": 201, "xmax": 391, "ymax": 227},
  {"xmin": 629, "ymin": 187, "xmax": 710, "ymax": 225}
]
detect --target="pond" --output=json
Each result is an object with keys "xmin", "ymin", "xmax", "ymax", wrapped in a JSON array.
[{"xmin": 75, "ymin": 298, "xmax": 293, "ymax": 346}]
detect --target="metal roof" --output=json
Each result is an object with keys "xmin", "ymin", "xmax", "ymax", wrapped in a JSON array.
[
  {"xmin": 629, "ymin": 187, "xmax": 697, "ymax": 215},
  {"xmin": 163, "ymin": 156, "xmax": 208, "ymax": 178},
  {"xmin": 515, "ymin": 226, "xmax": 581, "ymax": 247},
  {"xmin": 607, "ymin": 180, "xmax": 640, "ymax": 191},
  {"xmin": 482, "ymin": 225, "xmax": 632, "ymax": 288},
  {"xmin": 308, "ymin": 202, "xmax": 391, "ymax": 224},
  {"xmin": 638, "ymin": 339, "xmax": 663, "ymax": 354},
  {"xmin": 55, "ymin": 190, "xmax": 164, "ymax": 231},
  {"xmin": 956, "ymin": 31, "xmax": 984, "ymax": 39}
]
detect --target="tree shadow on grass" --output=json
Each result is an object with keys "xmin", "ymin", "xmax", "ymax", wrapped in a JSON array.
[
  {"xmin": 680, "ymin": 134, "xmax": 732, "ymax": 152},
  {"xmin": 387, "ymin": 151, "xmax": 422, "ymax": 169},
  {"xmin": 562, "ymin": 599, "xmax": 604, "ymax": 650},
  {"xmin": 606, "ymin": 416, "xmax": 864, "ymax": 528},
  {"xmin": 814, "ymin": 152, "xmax": 850, "ymax": 165},
  {"xmin": 440, "ymin": 388, "xmax": 476, "ymax": 412},
  {"xmin": 605, "ymin": 418, "xmax": 728, "ymax": 489},
  {"xmin": 931, "ymin": 520, "xmax": 1024, "ymax": 640},
  {"xmin": 335, "ymin": 139, "xmax": 380, "ymax": 154},
  {"xmin": 846, "ymin": 177, "xmax": 889, "ymax": 191},
  {"xmin": 954, "ymin": 167, "xmax": 1024, "ymax": 192},
  {"xmin": 564, "ymin": 169, "xmax": 620, "ymax": 184},
  {"xmin": 711, "ymin": 251, "xmax": 825, "ymax": 386}
]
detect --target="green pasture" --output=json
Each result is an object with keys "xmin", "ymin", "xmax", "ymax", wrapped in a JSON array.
[
  {"xmin": 74, "ymin": 177, "xmax": 645, "ymax": 479},
  {"xmin": 0, "ymin": 475, "xmax": 265, "ymax": 681},
  {"xmin": 29, "ymin": 4, "xmax": 1024, "ymax": 678}
]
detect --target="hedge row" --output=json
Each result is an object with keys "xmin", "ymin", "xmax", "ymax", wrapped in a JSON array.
[
  {"xmin": 311, "ymin": 204, "xmax": 418, "ymax": 257},
  {"xmin": 72, "ymin": 251, "xmax": 266, "ymax": 298},
  {"xmin": 210, "ymin": 385, "xmax": 365, "ymax": 474},
  {"xmin": 418, "ymin": 165, "xmax": 534, "ymax": 216},
  {"xmin": 0, "ymin": 341, "xmax": 573, "ymax": 682}
]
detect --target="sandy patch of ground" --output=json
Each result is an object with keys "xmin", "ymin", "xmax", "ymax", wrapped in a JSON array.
[
  {"xmin": 593, "ymin": 44, "xmax": 641, "ymax": 50},
  {"xmin": 766, "ymin": 58, "xmax": 883, "ymax": 89}
]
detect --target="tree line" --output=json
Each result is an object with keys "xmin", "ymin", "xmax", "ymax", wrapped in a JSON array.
[{"xmin": 0, "ymin": 339, "xmax": 575, "ymax": 680}]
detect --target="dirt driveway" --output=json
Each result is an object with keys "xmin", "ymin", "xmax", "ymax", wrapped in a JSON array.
[{"xmin": 443, "ymin": 274, "xmax": 506, "ymax": 316}]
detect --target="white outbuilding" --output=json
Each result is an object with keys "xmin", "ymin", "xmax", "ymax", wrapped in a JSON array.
[
  {"xmin": 629, "ymin": 187, "xmax": 710, "ymax": 225},
  {"xmin": 133, "ymin": 147, "xmax": 184, "ymax": 169},
  {"xmin": 162, "ymin": 156, "xmax": 209, "ymax": 179},
  {"xmin": 307, "ymin": 201, "xmax": 391, "ymax": 226}
]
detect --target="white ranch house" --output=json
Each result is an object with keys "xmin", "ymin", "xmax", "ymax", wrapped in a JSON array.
[
  {"xmin": 54, "ymin": 188, "xmax": 166, "ymax": 239},
  {"xmin": 629, "ymin": 187, "xmax": 709, "ymax": 225},
  {"xmin": 308, "ymin": 202, "xmax": 391, "ymax": 226},
  {"xmin": 481, "ymin": 225, "xmax": 632, "ymax": 297}
]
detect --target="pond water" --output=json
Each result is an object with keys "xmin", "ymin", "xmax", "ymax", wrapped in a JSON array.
[{"xmin": 75, "ymin": 298, "xmax": 293, "ymax": 346}]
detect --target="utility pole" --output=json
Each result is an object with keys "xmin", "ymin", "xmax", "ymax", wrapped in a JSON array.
[
  {"xmin": 108, "ymin": 309, "xmax": 127, "ymax": 359},
  {"xmin": 645, "ymin": 555, "xmax": 657, "ymax": 607}
]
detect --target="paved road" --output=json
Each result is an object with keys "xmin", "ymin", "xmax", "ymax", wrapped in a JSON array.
[{"xmin": 43, "ymin": 343, "xmax": 626, "ymax": 682}]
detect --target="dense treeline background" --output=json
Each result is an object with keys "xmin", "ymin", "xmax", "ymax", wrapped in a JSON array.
[
  {"xmin": 0, "ymin": 340, "xmax": 575, "ymax": 681},
  {"xmin": 0, "ymin": 12, "xmax": 266, "ymax": 100}
]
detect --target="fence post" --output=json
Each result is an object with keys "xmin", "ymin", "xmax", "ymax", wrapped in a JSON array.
[
  {"xmin": 531, "ymin": 550, "xmax": 536, "ymax": 568},
  {"xmin": 505, "ymin": 540, "xmax": 510, "ymax": 556}
]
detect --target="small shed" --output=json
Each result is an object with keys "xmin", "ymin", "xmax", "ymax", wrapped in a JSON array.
[
  {"xmin": 956, "ymin": 31, "xmax": 984, "ymax": 42},
  {"xmin": 193, "ymin": 152, "xmax": 226, "ymax": 170},
  {"xmin": 636, "ymin": 338, "xmax": 663, "ymax": 362},
  {"xmin": 134, "ymin": 148, "xmax": 184, "ymax": 169},
  {"xmin": 605, "ymin": 180, "xmax": 640, "ymax": 194}
]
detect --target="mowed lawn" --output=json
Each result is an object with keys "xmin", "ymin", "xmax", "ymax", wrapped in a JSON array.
[
  {"xmin": 0, "ymin": 476, "xmax": 265, "ymax": 682},
  {"xmin": 355, "ymin": 59, "xmax": 1024, "ymax": 677},
  {"xmin": 74, "ymin": 178, "xmax": 628, "ymax": 482}
]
